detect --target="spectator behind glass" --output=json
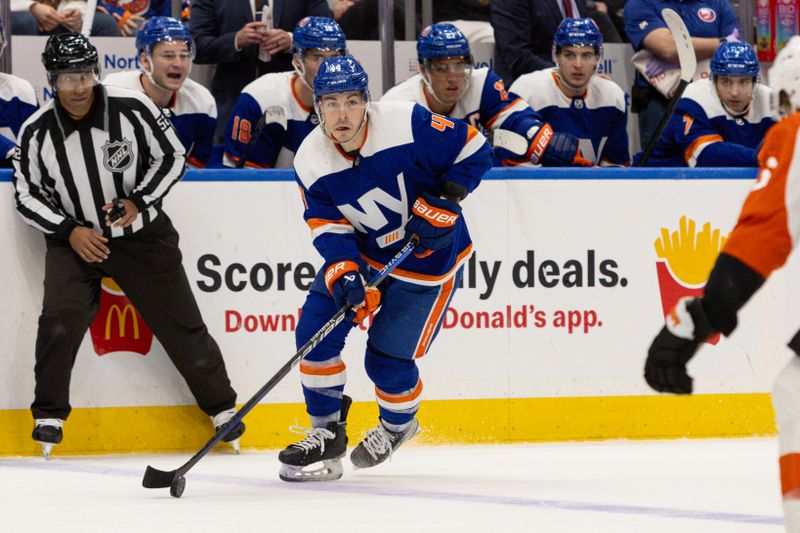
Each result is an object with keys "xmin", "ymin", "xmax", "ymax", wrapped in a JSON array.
[
  {"xmin": 11, "ymin": 0, "xmax": 119, "ymax": 36},
  {"xmin": 623, "ymin": 0, "xmax": 738, "ymax": 149},
  {"xmin": 491, "ymin": 0, "xmax": 588, "ymax": 85},
  {"xmin": 190, "ymin": 0, "xmax": 331, "ymax": 139},
  {"xmin": 97, "ymin": 0, "xmax": 171, "ymax": 37}
]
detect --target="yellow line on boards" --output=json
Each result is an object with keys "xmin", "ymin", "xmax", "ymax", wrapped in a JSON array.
[{"xmin": 0, "ymin": 394, "xmax": 776, "ymax": 456}]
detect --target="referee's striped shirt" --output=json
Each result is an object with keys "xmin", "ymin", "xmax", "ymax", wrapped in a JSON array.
[{"xmin": 12, "ymin": 84, "xmax": 186, "ymax": 239}]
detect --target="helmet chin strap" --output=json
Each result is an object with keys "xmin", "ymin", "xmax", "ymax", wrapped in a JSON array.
[
  {"xmin": 293, "ymin": 54, "xmax": 314, "ymax": 92},
  {"xmin": 141, "ymin": 52, "xmax": 188, "ymax": 96},
  {"xmin": 713, "ymin": 77, "xmax": 755, "ymax": 118},
  {"xmin": 554, "ymin": 66, "xmax": 592, "ymax": 94}
]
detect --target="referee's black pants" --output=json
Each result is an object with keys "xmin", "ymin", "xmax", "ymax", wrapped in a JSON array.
[{"xmin": 31, "ymin": 212, "xmax": 237, "ymax": 421}]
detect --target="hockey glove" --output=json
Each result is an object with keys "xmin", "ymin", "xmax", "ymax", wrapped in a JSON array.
[
  {"xmin": 324, "ymin": 259, "xmax": 381, "ymax": 323},
  {"xmin": 529, "ymin": 124, "xmax": 591, "ymax": 167},
  {"xmin": 644, "ymin": 297, "xmax": 716, "ymax": 394},
  {"xmin": 405, "ymin": 191, "xmax": 461, "ymax": 258}
]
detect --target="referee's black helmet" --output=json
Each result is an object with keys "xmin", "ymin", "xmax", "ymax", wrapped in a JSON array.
[{"xmin": 42, "ymin": 33, "xmax": 99, "ymax": 75}]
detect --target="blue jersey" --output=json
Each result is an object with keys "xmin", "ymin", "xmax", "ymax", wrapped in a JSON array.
[
  {"xmin": 625, "ymin": 0, "xmax": 738, "ymax": 89},
  {"xmin": 0, "ymin": 74, "xmax": 38, "ymax": 167},
  {"xmin": 381, "ymin": 67, "xmax": 546, "ymax": 166},
  {"xmin": 224, "ymin": 72, "xmax": 316, "ymax": 169},
  {"xmin": 641, "ymin": 79, "xmax": 774, "ymax": 167},
  {"xmin": 294, "ymin": 101, "xmax": 492, "ymax": 285},
  {"xmin": 102, "ymin": 71, "xmax": 217, "ymax": 167},
  {"xmin": 510, "ymin": 68, "xmax": 630, "ymax": 166}
]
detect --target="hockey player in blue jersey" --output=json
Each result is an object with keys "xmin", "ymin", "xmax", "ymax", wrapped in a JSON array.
[
  {"xmin": 381, "ymin": 23, "xmax": 590, "ymax": 167},
  {"xmin": 639, "ymin": 41, "xmax": 774, "ymax": 167},
  {"xmin": 103, "ymin": 16, "xmax": 217, "ymax": 168},
  {"xmin": 0, "ymin": 24, "xmax": 39, "ymax": 168},
  {"xmin": 223, "ymin": 16, "xmax": 346, "ymax": 169},
  {"xmin": 511, "ymin": 18, "xmax": 630, "ymax": 166},
  {"xmin": 278, "ymin": 55, "xmax": 492, "ymax": 482}
]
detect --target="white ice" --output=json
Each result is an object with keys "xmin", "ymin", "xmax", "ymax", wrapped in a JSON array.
[{"xmin": 0, "ymin": 438, "xmax": 785, "ymax": 532}]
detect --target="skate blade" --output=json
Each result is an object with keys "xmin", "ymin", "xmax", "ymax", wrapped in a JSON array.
[
  {"xmin": 38, "ymin": 441, "xmax": 54, "ymax": 459},
  {"xmin": 230, "ymin": 438, "xmax": 241, "ymax": 455},
  {"xmin": 279, "ymin": 458, "xmax": 343, "ymax": 482}
]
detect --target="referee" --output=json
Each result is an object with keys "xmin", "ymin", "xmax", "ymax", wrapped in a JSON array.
[{"xmin": 13, "ymin": 33, "xmax": 245, "ymax": 457}]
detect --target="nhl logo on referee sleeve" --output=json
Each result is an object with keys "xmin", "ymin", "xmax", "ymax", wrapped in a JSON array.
[{"xmin": 102, "ymin": 139, "xmax": 134, "ymax": 172}]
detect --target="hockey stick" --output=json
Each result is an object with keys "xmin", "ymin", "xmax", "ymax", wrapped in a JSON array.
[
  {"xmin": 81, "ymin": 0, "xmax": 98, "ymax": 37},
  {"xmin": 142, "ymin": 237, "xmax": 417, "ymax": 498},
  {"xmin": 235, "ymin": 105, "xmax": 287, "ymax": 168},
  {"xmin": 636, "ymin": 8, "xmax": 697, "ymax": 167}
]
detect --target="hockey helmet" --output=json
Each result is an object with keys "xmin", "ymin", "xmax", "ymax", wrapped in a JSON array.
[
  {"xmin": 552, "ymin": 18, "xmax": 603, "ymax": 59},
  {"xmin": 292, "ymin": 16, "xmax": 347, "ymax": 56},
  {"xmin": 135, "ymin": 16, "xmax": 193, "ymax": 57},
  {"xmin": 711, "ymin": 41, "xmax": 760, "ymax": 79},
  {"xmin": 313, "ymin": 55, "xmax": 369, "ymax": 99},
  {"xmin": 417, "ymin": 23, "xmax": 472, "ymax": 65},
  {"xmin": 42, "ymin": 32, "xmax": 99, "ymax": 76},
  {"xmin": 769, "ymin": 36, "xmax": 800, "ymax": 117}
]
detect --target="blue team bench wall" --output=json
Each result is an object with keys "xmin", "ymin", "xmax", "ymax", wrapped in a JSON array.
[{"xmin": 0, "ymin": 167, "xmax": 759, "ymax": 183}]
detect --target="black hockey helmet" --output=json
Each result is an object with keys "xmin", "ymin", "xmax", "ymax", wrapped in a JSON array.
[{"xmin": 42, "ymin": 32, "xmax": 99, "ymax": 75}]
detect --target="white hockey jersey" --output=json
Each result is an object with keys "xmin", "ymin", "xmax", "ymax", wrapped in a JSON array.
[
  {"xmin": 224, "ymin": 71, "xmax": 317, "ymax": 169},
  {"xmin": 102, "ymin": 71, "xmax": 217, "ymax": 167},
  {"xmin": 643, "ymin": 78, "xmax": 774, "ymax": 167},
  {"xmin": 510, "ymin": 68, "xmax": 630, "ymax": 166},
  {"xmin": 0, "ymin": 73, "xmax": 38, "ymax": 164}
]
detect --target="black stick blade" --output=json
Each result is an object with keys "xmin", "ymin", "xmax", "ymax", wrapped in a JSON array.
[{"xmin": 142, "ymin": 465, "xmax": 178, "ymax": 489}]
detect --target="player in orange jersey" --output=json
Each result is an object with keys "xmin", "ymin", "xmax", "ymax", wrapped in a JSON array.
[{"xmin": 644, "ymin": 35, "xmax": 800, "ymax": 533}]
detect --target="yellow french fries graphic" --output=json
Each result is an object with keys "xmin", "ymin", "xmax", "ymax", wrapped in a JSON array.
[{"xmin": 654, "ymin": 215, "xmax": 728, "ymax": 286}]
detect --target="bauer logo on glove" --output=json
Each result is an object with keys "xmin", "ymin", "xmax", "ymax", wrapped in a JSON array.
[{"xmin": 405, "ymin": 191, "xmax": 462, "ymax": 258}]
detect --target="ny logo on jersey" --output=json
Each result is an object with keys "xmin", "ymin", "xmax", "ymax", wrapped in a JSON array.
[
  {"xmin": 338, "ymin": 173, "xmax": 410, "ymax": 248},
  {"xmin": 578, "ymin": 137, "xmax": 608, "ymax": 165}
]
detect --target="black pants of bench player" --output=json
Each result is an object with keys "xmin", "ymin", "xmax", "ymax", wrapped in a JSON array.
[{"xmin": 31, "ymin": 212, "xmax": 237, "ymax": 421}]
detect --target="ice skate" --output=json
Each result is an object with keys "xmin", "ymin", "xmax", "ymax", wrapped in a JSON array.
[
  {"xmin": 32, "ymin": 419, "xmax": 63, "ymax": 459},
  {"xmin": 350, "ymin": 418, "xmax": 420, "ymax": 469},
  {"xmin": 278, "ymin": 395, "xmax": 352, "ymax": 482},
  {"xmin": 211, "ymin": 408, "xmax": 246, "ymax": 454}
]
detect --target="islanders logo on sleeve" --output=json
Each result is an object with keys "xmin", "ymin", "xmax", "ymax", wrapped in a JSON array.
[
  {"xmin": 697, "ymin": 7, "xmax": 717, "ymax": 22},
  {"xmin": 88, "ymin": 278, "xmax": 153, "ymax": 356},
  {"xmin": 654, "ymin": 216, "xmax": 727, "ymax": 344}
]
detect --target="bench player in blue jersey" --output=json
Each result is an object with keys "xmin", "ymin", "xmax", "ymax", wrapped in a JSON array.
[
  {"xmin": 278, "ymin": 55, "xmax": 492, "ymax": 482},
  {"xmin": 223, "ymin": 16, "xmax": 346, "ymax": 169},
  {"xmin": 103, "ymin": 17, "xmax": 217, "ymax": 168},
  {"xmin": 511, "ymin": 18, "xmax": 630, "ymax": 167},
  {"xmin": 639, "ymin": 41, "xmax": 774, "ymax": 167},
  {"xmin": 0, "ymin": 22, "xmax": 39, "ymax": 168},
  {"xmin": 381, "ymin": 23, "xmax": 591, "ymax": 167}
]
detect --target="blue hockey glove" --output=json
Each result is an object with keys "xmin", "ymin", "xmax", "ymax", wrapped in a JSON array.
[
  {"xmin": 405, "ymin": 191, "xmax": 461, "ymax": 258},
  {"xmin": 644, "ymin": 297, "xmax": 715, "ymax": 394},
  {"xmin": 324, "ymin": 259, "xmax": 380, "ymax": 322}
]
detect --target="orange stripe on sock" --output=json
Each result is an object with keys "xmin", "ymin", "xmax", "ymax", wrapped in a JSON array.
[
  {"xmin": 299, "ymin": 360, "xmax": 346, "ymax": 376},
  {"xmin": 375, "ymin": 380, "xmax": 423, "ymax": 403}
]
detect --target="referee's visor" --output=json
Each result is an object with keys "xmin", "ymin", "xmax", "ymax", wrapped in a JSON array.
[{"xmin": 51, "ymin": 69, "xmax": 100, "ymax": 92}]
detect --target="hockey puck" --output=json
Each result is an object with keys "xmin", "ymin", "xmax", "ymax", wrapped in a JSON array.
[{"xmin": 170, "ymin": 476, "xmax": 186, "ymax": 498}]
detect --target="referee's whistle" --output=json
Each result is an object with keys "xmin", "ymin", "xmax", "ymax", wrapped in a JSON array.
[{"xmin": 108, "ymin": 198, "xmax": 126, "ymax": 223}]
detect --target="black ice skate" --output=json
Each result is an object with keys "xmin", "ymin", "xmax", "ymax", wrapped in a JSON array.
[
  {"xmin": 32, "ymin": 419, "xmax": 63, "ymax": 459},
  {"xmin": 278, "ymin": 395, "xmax": 352, "ymax": 482},
  {"xmin": 350, "ymin": 418, "xmax": 420, "ymax": 469},
  {"xmin": 211, "ymin": 408, "xmax": 246, "ymax": 454}
]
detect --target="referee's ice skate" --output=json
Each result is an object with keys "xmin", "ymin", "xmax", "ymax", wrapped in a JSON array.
[
  {"xmin": 32, "ymin": 419, "xmax": 63, "ymax": 459},
  {"xmin": 350, "ymin": 418, "xmax": 420, "ymax": 469},
  {"xmin": 211, "ymin": 408, "xmax": 246, "ymax": 454},
  {"xmin": 278, "ymin": 395, "xmax": 351, "ymax": 482}
]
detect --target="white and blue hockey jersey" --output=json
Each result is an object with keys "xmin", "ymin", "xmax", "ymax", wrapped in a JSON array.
[
  {"xmin": 224, "ymin": 72, "xmax": 317, "ymax": 169},
  {"xmin": 294, "ymin": 101, "xmax": 492, "ymax": 285},
  {"xmin": 0, "ymin": 74, "xmax": 38, "ymax": 167},
  {"xmin": 510, "ymin": 68, "xmax": 630, "ymax": 166},
  {"xmin": 381, "ymin": 68, "xmax": 545, "ymax": 166},
  {"xmin": 102, "ymin": 70, "xmax": 217, "ymax": 168},
  {"xmin": 642, "ymin": 78, "xmax": 774, "ymax": 167}
]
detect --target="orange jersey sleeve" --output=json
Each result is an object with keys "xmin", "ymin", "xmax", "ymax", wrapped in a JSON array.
[{"xmin": 722, "ymin": 114, "xmax": 800, "ymax": 278}]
